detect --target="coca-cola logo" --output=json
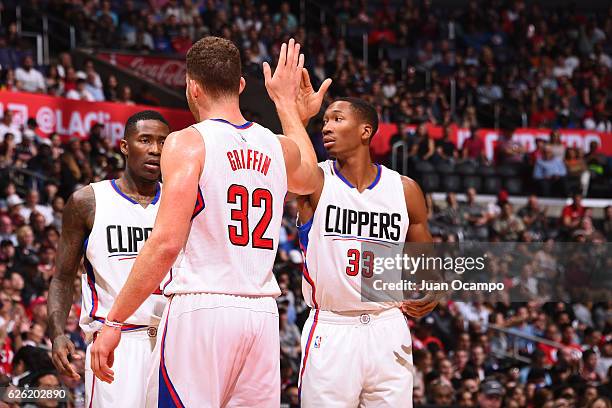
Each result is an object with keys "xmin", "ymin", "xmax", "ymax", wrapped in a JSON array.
[{"xmin": 123, "ymin": 57, "xmax": 186, "ymax": 88}]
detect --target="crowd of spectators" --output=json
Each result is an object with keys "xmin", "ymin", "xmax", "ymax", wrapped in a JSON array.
[
  {"xmin": 0, "ymin": 0, "xmax": 611, "ymax": 406},
  {"xmin": 387, "ymin": 122, "xmax": 612, "ymax": 197},
  {"xmin": 0, "ymin": 44, "xmax": 158, "ymax": 105},
  {"xmin": 1, "ymin": 0, "xmax": 611, "ymax": 130},
  {"xmin": 0, "ymin": 118, "xmax": 610, "ymax": 406}
]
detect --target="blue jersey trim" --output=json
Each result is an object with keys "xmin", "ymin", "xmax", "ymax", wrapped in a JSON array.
[
  {"xmin": 151, "ymin": 183, "xmax": 161, "ymax": 205},
  {"xmin": 210, "ymin": 118, "xmax": 253, "ymax": 129},
  {"xmin": 110, "ymin": 179, "xmax": 139, "ymax": 205},
  {"xmin": 367, "ymin": 164, "xmax": 382, "ymax": 189},
  {"xmin": 297, "ymin": 217, "xmax": 314, "ymax": 251},
  {"xmin": 332, "ymin": 161, "xmax": 382, "ymax": 190},
  {"xmin": 158, "ymin": 301, "xmax": 185, "ymax": 408},
  {"xmin": 333, "ymin": 161, "xmax": 354, "ymax": 188}
]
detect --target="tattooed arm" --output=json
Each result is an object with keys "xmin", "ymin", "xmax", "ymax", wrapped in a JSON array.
[{"xmin": 48, "ymin": 185, "xmax": 95, "ymax": 380}]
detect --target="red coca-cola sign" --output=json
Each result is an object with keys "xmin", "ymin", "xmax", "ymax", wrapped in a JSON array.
[{"xmin": 99, "ymin": 53, "xmax": 186, "ymax": 88}]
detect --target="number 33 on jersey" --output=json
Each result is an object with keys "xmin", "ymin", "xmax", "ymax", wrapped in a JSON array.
[{"xmin": 298, "ymin": 160, "xmax": 409, "ymax": 311}]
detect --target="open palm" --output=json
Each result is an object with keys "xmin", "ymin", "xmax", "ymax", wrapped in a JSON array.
[{"xmin": 297, "ymin": 68, "xmax": 332, "ymax": 124}]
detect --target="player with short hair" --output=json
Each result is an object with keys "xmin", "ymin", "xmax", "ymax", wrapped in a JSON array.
[
  {"xmin": 48, "ymin": 110, "xmax": 170, "ymax": 408},
  {"xmin": 289, "ymin": 71, "xmax": 440, "ymax": 407},
  {"xmin": 90, "ymin": 37, "xmax": 326, "ymax": 407}
]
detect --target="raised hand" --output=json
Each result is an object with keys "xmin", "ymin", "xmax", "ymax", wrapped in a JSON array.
[
  {"xmin": 297, "ymin": 68, "xmax": 332, "ymax": 124},
  {"xmin": 263, "ymin": 38, "xmax": 304, "ymax": 106}
]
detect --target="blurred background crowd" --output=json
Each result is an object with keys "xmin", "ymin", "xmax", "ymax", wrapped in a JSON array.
[
  {"xmin": 0, "ymin": 123, "xmax": 609, "ymax": 407},
  {"xmin": 0, "ymin": 0, "xmax": 611, "ymax": 406},
  {"xmin": 0, "ymin": 0, "xmax": 610, "ymax": 130}
]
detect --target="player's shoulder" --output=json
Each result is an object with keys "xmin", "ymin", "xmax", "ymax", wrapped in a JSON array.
[
  {"xmin": 163, "ymin": 127, "xmax": 204, "ymax": 157},
  {"xmin": 69, "ymin": 184, "xmax": 95, "ymax": 207},
  {"xmin": 65, "ymin": 184, "xmax": 96, "ymax": 223},
  {"xmin": 167, "ymin": 126, "xmax": 201, "ymax": 141},
  {"xmin": 399, "ymin": 175, "xmax": 424, "ymax": 196}
]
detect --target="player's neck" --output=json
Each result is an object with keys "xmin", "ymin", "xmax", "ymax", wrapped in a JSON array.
[
  {"xmin": 335, "ymin": 152, "xmax": 377, "ymax": 191},
  {"xmin": 195, "ymin": 100, "xmax": 247, "ymax": 125},
  {"xmin": 117, "ymin": 173, "xmax": 158, "ymax": 198}
]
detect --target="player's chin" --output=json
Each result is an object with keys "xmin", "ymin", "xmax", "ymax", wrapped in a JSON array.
[
  {"xmin": 141, "ymin": 165, "xmax": 161, "ymax": 178},
  {"xmin": 324, "ymin": 145, "xmax": 339, "ymax": 157},
  {"xmin": 140, "ymin": 170, "xmax": 161, "ymax": 181}
]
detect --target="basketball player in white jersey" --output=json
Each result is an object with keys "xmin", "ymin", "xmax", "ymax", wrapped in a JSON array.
[
  {"xmin": 90, "ymin": 37, "xmax": 327, "ymax": 407},
  {"xmin": 48, "ymin": 110, "xmax": 170, "ymax": 407},
  {"xmin": 288, "ymin": 73, "xmax": 441, "ymax": 406}
]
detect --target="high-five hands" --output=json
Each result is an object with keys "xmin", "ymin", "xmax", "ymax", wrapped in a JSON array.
[{"xmin": 263, "ymin": 39, "xmax": 304, "ymax": 106}]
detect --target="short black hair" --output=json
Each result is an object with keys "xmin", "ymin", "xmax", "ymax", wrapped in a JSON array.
[
  {"xmin": 124, "ymin": 110, "xmax": 169, "ymax": 139},
  {"xmin": 334, "ymin": 97, "xmax": 379, "ymax": 137}
]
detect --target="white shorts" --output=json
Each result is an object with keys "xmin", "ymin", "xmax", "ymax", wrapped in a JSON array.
[
  {"xmin": 299, "ymin": 307, "xmax": 414, "ymax": 408},
  {"xmin": 85, "ymin": 326, "xmax": 158, "ymax": 408},
  {"xmin": 145, "ymin": 293, "xmax": 280, "ymax": 408}
]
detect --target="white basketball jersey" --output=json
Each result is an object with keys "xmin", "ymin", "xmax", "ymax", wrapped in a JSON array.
[
  {"xmin": 162, "ymin": 119, "xmax": 286, "ymax": 297},
  {"xmin": 80, "ymin": 180, "xmax": 167, "ymax": 333},
  {"xmin": 298, "ymin": 160, "xmax": 409, "ymax": 312}
]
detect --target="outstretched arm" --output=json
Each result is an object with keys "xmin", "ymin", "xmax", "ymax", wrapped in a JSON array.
[
  {"xmin": 91, "ymin": 128, "xmax": 204, "ymax": 383},
  {"xmin": 48, "ymin": 186, "xmax": 94, "ymax": 380},
  {"xmin": 264, "ymin": 39, "xmax": 330, "ymax": 195}
]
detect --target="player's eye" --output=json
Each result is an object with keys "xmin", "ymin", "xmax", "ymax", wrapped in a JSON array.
[{"xmin": 335, "ymin": 117, "xmax": 343, "ymax": 122}]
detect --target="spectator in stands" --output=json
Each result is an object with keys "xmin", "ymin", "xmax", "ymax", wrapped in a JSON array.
[
  {"xmin": 0, "ymin": 68, "xmax": 20, "ymax": 91},
  {"xmin": 0, "ymin": 215, "xmax": 17, "ymax": 246},
  {"xmin": 14, "ymin": 56, "xmax": 46, "ymax": 94},
  {"xmin": 496, "ymin": 129, "xmax": 525, "ymax": 166},
  {"xmin": 434, "ymin": 125, "xmax": 458, "ymax": 165},
  {"xmin": 103, "ymin": 74, "xmax": 120, "ymax": 102},
  {"xmin": 518, "ymin": 195, "xmax": 548, "ymax": 240},
  {"xmin": 582, "ymin": 349, "xmax": 604, "ymax": 384},
  {"xmin": 533, "ymin": 146, "xmax": 567, "ymax": 197},
  {"xmin": 461, "ymin": 128, "xmax": 487, "ymax": 164},
  {"xmin": 529, "ymin": 138, "xmax": 547, "ymax": 166},
  {"xmin": 171, "ymin": 26, "xmax": 193, "ymax": 55},
  {"xmin": 273, "ymin": 2, "xmax": 298, "ymax": 33},
  {"xmin": 65, "ymin": 78, "xmax": 95, "ymax": 101},
  {"xmin": 585, "ymin": 141, "xmax": 608, "ymax": 178},
  {"xmin": 410, "ymin": 123, "xmax": 435, "ymax": 163},
  {"xmin": 565, "ymin": 147, "xmax": 590, "ymax": 196},
  {"xmin": 19, "ymin": 190, "xmax": 53, "ymax": 226},
  {"xmin": 0, "ymin": 110, "xmax": 22, "ymax": 144},
  {"xmin": 491, "ymin": 203, "xmax": 525, "ymax": 241},
  {"xmin": 85, "ymin": 72, "xmax": 105, "ymax": 102},
  {"xmin": 461, "ymin": 188, "xmax": 489, "ymax": 241},
  {"xmin": 561, "ymin": 192, "xmax": 586, "ymax": 235},
  {"xmin": 477, "ymin": 378, "xmax": 504, "ymax": 408},
  {"xmin": 45, "ymin": 65, "xmax": 63, "ymax": 96},
  {"xmin": 430, "ymin": 380, "xmax": 455, "ymax": 406},
  {"xmin": 549, "ymin": 131, "xmax": 566, "ymax": 161},
  {"xmin": 118, "ymin": 85, "xmax": 135, "ymax": 105}
]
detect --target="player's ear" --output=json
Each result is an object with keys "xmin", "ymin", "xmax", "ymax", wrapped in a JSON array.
[
  {"xmin": 239, "ymin": 77, "xmax": 246, "ymax": 95},
  {"xmin": 186, "ymin": 76, "xmax": 200, "ymax": 98},
  {"xmin": 119, "ymin": 138, "xmax": 129, "ymax": 156},
  {"xmin": 361, "ymin": 124, "xmax": 373, "ymax": 143}
]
